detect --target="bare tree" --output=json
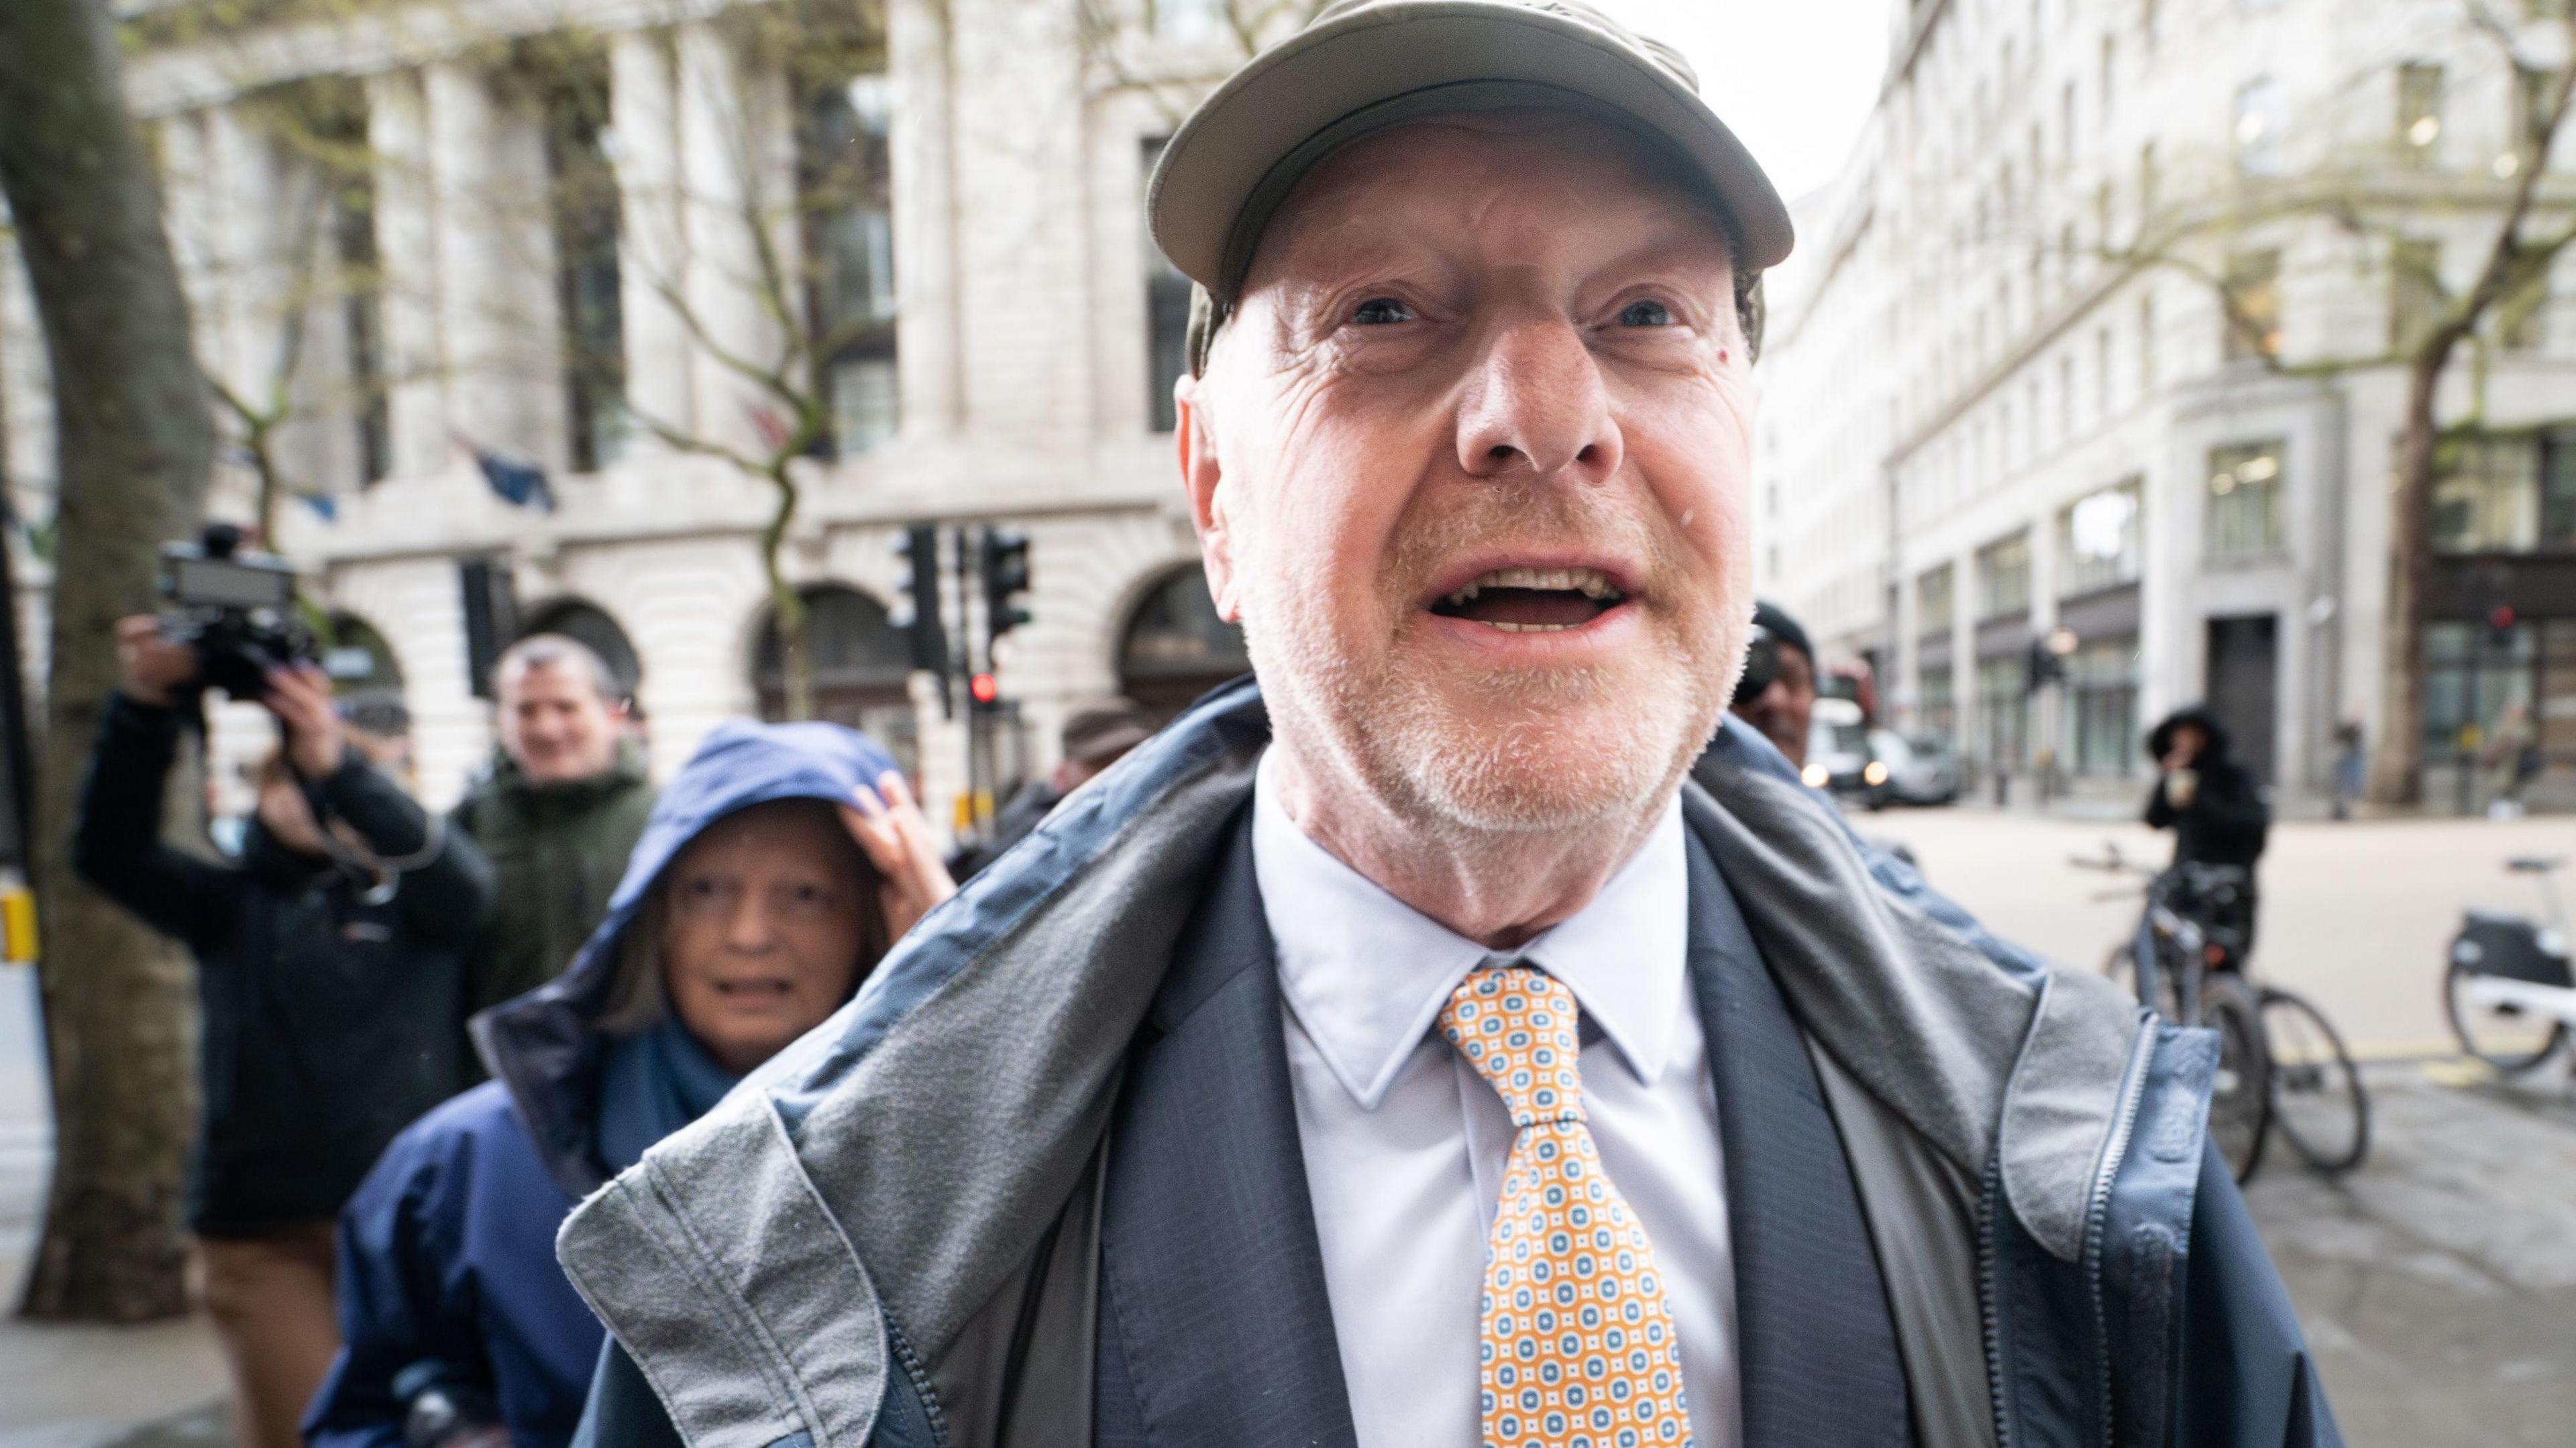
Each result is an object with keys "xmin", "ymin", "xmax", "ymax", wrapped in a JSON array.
[
  {"xmin": 0, "ymin": 0, "xmax": 217, "ymax": 1322},
  {"xmin": 2057, "ymin": 5, "xmax": 2576, "ymax": 805}
]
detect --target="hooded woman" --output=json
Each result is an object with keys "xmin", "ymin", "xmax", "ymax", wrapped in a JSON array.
[{"xmin": 305, "ymin": 720, "xmax": 953, "ymax": 1448}]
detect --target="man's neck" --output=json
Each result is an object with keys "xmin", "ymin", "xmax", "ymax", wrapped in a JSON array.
[{"xmin": 1263, "ymin": 740, "xmax": 1674, "ymax": 950}]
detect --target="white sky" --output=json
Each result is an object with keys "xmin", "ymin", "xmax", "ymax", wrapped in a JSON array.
[{"xmin": 1590, "ymin": 0, "xmax": 1891, "ymax": 205}]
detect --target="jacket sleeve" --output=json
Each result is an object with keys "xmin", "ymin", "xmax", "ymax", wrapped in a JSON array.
[
  {"xmin": 314, "ymin": 757, "xmax": 496, "ymax": 947},
  {"xmin": 2174, "ymin": 1141, "xmax": 2345, "ymax": 1448},
  {"xmin": 2144, "ymin": 775, "xmax": 2178, "ymax": 830},
  {"xmin": 71, "ymin": 692, "xmax": 235, "ymax": 948},
  {"xmin": 571, "ymin": 1335, "xmax": 944, "ymax": 1448},
  {"xmin": 304, "ymin": 1128, "xmax": 488, "ymax": 1448}
]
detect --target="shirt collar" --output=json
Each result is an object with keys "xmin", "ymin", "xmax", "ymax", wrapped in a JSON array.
[{"xmin": 1253, "ymin": 749, "xmax": 1690, "ymax": 1111}]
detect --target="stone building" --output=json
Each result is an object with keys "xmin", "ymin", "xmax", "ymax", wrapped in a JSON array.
[
  {"xmin": 0, "ymin": 0, "xmax": 1271, "ymax": 835},
  {"xmin": 1750, "ymin": 0, "xmax": 2576, "ymax": 805}
]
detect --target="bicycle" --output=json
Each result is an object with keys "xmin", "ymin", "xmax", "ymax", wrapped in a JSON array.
[
  {"xmin": 2074, "ymin": 846, "xmax": 2369, "ymax": 1184},
  {"xmin": 2445, "ymin": 855, "xmax": 2576, "ymax": 1074}
]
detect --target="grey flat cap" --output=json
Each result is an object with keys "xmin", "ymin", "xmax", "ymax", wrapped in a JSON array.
[{"xmin": 1147, "ymin": 0, "xmax": 1794, "ymax": 302}]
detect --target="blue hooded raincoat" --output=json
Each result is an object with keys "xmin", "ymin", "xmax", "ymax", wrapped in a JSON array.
[{"xmin": 305, "ymin": 720, "xmax": 898, "ymax": 1448}]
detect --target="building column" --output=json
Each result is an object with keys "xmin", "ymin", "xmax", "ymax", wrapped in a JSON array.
[
  {"xmin": 610, "ymin": 29, "xmax": 696, "ymax": 446},
  {"xmin": 424, "ymin": 60, "xmax": 567, "ymax": 473},
  {"xmin": 887, "ymin": 0, "xmax": 961, "ymax": 438},
  {"xmin": 366, "ymin": 70, "xmax": 449, "ymax": 482},
  {"xmin": 676, "ymin": 21, "xmax": 792, "ymax": 459}
]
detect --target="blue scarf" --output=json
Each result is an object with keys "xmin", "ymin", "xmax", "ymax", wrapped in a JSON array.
[{"xmin": 595, "ymin": 1017, "xmax": 745, "ymax": 1174}]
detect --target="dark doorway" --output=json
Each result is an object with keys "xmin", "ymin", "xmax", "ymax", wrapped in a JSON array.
[
  {"xmin": 2204, "ymin": 614, "xmax": 2279, "ymax": 785},
  {"xmin": 1119, "ymin": 565, "xmax": 1250, "ymax": 722},
  {"xmin": 753, "ymin": 585, "xmax": 918, "ymax": 777}
]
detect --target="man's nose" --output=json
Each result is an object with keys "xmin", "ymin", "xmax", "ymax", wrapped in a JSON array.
[{"xmin": 1454, "ymin": 315, "xmax": 1622, "ymax": 483}]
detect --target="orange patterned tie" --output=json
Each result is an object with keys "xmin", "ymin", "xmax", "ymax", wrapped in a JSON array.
[{"xmin": 1438, "ymin": 964, "xmax": 1695, "ymax": 1448}]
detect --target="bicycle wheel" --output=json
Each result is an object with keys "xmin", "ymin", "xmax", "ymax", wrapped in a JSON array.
[
  {"xmin": 2258, "ymin": 987, "xmax": 2369, "ymax": 1174},
  {"xmin": 2201, "ymin": 976, "xmax": 2271, "ymax": 1185},
  {"xmin": 2443, "ymin": 958, "xmax": 2567, "ymax": 1074}
]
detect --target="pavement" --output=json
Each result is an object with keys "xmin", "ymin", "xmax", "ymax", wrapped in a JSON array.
[{"xmin": 3, "ymin": 812, "xmax": 2576, "ymax": 1445}]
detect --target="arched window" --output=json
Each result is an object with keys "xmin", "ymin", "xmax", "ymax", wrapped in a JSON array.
[
  {"xmin": 322, "ymin": 613, "xmax": 405, "ymax": 692},
  {"xmin": 1118, "ymin": 565, "xmax": 1249, "ymax": 722},
  {"xmin": 753, "ymin": 585, "xmax": 918, "ymax": 773},
  {"xmin": 519, "ymin": 598, "xmax": 643, "ymax": 702}
]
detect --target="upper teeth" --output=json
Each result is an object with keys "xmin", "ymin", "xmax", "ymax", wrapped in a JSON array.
[{"xmin": 1443, "ymin": 566, "xmax": 1619, "ymax": 607}]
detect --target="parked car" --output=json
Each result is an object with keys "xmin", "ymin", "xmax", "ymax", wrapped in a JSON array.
[
  {"xmin": 1873, "ymin": 729, "xmax": 1962, "ymax": 806},
  {"xmin": 1803, "ymin": 698, "xmax": 1890, "ymax": 810}
]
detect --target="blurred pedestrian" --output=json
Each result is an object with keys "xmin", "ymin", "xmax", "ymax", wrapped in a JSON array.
[
  {"xmin": 76, "ymin": 618, "xmax": 493, "ymax": 1448},
  {"xmin": 2331, "ymin": 715, "xmax": 2364, "ymax": 821},
  {"xmin": 2145, "ymin": 704, "xmax": 2270, "ymax": 952},
  {"xmin": 450, "ymin": 635, "xmax": 656, "ymax": 1014},
  {"xmin": 1725, "ymin": 600, "xmax": 1817, "ymax": 767},
  {"xmin": 951, "ymin": 697, "xmax": 1155, "ymax": 879},
  {"xmin": 305, "ymin": 720, "xmax": 952, "ymax": 1448},
  {"xmin": 569, "ymin": 5, "xmax": 2338, "ymax": 1447}
]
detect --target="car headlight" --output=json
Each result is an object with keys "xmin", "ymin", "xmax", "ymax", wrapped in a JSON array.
[
  {"xmin": 1863, "ymin": 761, "xmax": 1890, "ymax": 786},
  {"xmin": 1801, "ymin": 763, "xmax": 1831, "ymax": 788}
]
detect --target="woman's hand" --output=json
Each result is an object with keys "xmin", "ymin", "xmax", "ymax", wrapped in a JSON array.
[{"xmin": 841, "ymin": 770, "xmax": 957, "ymax": 943}]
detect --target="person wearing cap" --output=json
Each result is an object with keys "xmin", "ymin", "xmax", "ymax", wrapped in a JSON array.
[
  {"xmin": 562, "ymin": 6, "xmax": 2338, "ymax": 1447},
  {"xmin": 1725, "ymin": 599, "xmax": 1819, "ymax": 767},
  {"xmin": 949, "ymin": 698, "xmax": 1158, "ymax": 881}
]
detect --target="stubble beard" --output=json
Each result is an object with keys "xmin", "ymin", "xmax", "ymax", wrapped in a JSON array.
[{"xmin": 1242, "ymin": 490, "xmax": 1743, "ymax": 844}]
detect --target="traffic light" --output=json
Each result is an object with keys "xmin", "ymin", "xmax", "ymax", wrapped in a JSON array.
[
  {"xmin": 979, "ymin": 527, "xmax": 1032, "ymax": 651},
  {"xmin": 2488, "ymin": 604, "xmax": 2519, "ymax": 649},
  {"xmin": 968, "ymin": 671, "xmax": 1001, "ymax": 710},
  {"xmin": 893, "ymin": 524, "xmax": 947, "ymax": 674}
]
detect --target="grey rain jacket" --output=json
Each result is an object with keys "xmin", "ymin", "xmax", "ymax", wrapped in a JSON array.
[{"xmin": 557, "ymin": 679, "xmax": 2341, "ymax": 1448}]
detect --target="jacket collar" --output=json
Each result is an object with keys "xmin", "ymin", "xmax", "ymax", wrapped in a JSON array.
[{"xmin": 557, "ymin": 681, "xmax": 2152, "ymax": 1448}]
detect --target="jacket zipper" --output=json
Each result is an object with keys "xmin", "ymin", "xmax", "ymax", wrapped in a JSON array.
[
  {"xmin": 2081, "ymin": 1021, "xmax": 2158, "ymax": 1448},
  {"xmin": 884, "ymin": 1317, "xmax": 949, "ymax": 1447},
  {"xmin": 1976, "ymin": 1152, "xmax": 2013, "ymax": 1448}
]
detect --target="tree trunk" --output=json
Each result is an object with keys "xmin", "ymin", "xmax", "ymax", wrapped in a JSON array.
[
  {"xmin": 759, "ymin": 467, "xmax": 815, "ymax": 721},
  {"xmin": 2365, "ymin": 353, "xmax": 2445, "ymax": 807},
  {"xmin": 0, "ymin": 0, "xmax": 216, "ymax": 1321}
]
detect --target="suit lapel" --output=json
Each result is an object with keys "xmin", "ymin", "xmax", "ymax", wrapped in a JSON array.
[
  {"xmin": 1686, "ymin": 835, "xmax": 1913, "ymax": 1448},
  {"xmin": 1093, "ymin": 807, "xmax": 1358, "ymax": 1448}
]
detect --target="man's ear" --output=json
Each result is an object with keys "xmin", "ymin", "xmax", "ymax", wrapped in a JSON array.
[{"xmin": 1175, "ymin": 376, "xmax": 1242, "ymax": 624}]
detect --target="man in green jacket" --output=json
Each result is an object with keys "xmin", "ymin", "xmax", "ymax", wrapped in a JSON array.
[{"xmin": 451, "ymin": 634, "xmax": 657, "ymax": 1012}]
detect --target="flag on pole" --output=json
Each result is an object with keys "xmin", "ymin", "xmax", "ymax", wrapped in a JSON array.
[{"xmin": 458, "ymin": 435, "xmax": 557, "ymax": 512}]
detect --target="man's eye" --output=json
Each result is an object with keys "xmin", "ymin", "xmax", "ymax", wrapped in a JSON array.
[
  {"xmin": 1617, "ymin": 299, "xmax": 1676, "ymax": 327},
  {"xmin": 1352, "ymin": 296, "xmax": 1415, "ymax": 326}
]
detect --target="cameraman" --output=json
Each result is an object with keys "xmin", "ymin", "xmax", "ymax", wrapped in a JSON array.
[{"xmin": 74, "ymin": 618, "xmax": 494, "ymax": 1448}]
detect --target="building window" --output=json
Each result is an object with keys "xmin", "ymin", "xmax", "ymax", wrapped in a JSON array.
[
  {"xmin": 2422, "ymin": 620, "xmax": 2534, "ymax": 763},
  {"xmin": 1978, "ymin": 657, "xmax": 2029, "ymax": 769},
  {"xmin": 545, "ymin": 57, "xmax": 625, "ymax": 474},
  {"xmin": 2136, "ymin": 142, "xmax": 2157, "ymax": 231},
  {"xmin": 2206, "ymin": 439, "xmax": 2288, "ymax": 558},
  {"xmin": 1143, "ymin": 139, "xmax": 1193, "ymax": 433},
  {"xmin": 2065, "ymin": 638, "xmax": 2141, "ymax": 774},
  {"xmin": 2498, "ymin": 267, "xmax": 2549, "ymax": 351},
  {"xmin": 2398, "ymin": 62, "xmax": 2444, "ymax": 160},
  {"xmin": 2223, "ymin": 249, "xmax": 2282, "ymax": 363},
  {"xmin": 804, "ymin": 74, "xmax": 899, "ymax": 457},
  {"xmin": 2059, "ymin": 479, "xmax": 2143, "ymax": 596},
  {"xmin": 2234, "ymin": 76, "xmax": 2284, "ymax": 176},
  {"xmin": 323, "ymin": 103, "xmax": 391, "ymax": 486},
  {"xmin": 1919, "ymin": 664, "xmax": 1956, "ymax": 740},
  {"xmin": 1918, "ymin": 563, "xmax": 1955, "ymax": 634},
  {"xmin": 1976, "ymin": 531, "xmax": 2032, "ymax": 618},
  {"xmin": 2516, "ymin": 64, "xmax": 2556, "ymax": 149},
  {"xmin": 2434, "ymin": 435, "xmax": 2540, "ymax": 552}
]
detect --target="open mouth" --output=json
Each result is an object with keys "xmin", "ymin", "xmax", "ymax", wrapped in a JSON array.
[
  {"xmin": 1426, "ymin": 565, "xmax": 1627, "ymax": 632},
  {"xmin": 712, "ymin": 978, "xmax": 794, "ymax": 1001}
]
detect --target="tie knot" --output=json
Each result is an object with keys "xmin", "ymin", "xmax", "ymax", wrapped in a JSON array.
[{"xmin": 1436, "ymin": 965, "xmax": 1585, "ymax": 1127}]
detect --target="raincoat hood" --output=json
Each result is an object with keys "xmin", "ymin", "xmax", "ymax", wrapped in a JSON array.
[
  {"xmin": 2147, "ymin": 704, "xmax": 2235, "ymax": 765},
  {"xmin": 470, "ymin": 718, "xmax": 900, "ymax": 1198}
]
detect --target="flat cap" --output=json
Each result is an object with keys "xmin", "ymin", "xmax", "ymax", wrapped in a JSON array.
[{"xmin": 1146, "ymin": 0, "xmax": 1794, "ymax": 303}]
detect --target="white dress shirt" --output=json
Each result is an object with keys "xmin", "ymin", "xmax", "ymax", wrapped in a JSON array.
[{"xmin": 1252, "ymin": 751, "xmax": 1740, "ymax": 1448}]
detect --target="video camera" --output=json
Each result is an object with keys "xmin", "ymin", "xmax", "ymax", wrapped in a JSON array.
[{"xmin": 159, "ymin": 524, "xmax": 317, "ymax": 700}]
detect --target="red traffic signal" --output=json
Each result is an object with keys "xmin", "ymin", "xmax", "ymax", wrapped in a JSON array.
[
  {"xmin": 968, "ymin": 672, "xmax": 1000, "ymax": 706},
  {"xmin": 2489, "ymin": 604, "xmax": 2518, "ymax": 632}
]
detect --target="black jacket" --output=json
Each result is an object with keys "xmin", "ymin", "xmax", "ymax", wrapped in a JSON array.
[
  {"xmin": 73, "ymin": 693, "xmax": 494, "ymax": 1235},
  {"xmin": 2145, "ymin": 706, "xmax": 2269, "ymax": 870}
]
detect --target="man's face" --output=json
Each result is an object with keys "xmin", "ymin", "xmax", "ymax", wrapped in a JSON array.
[
  {"xmin": 1732, "ymin": 644, "xmax": 1816, "ymax": 767},
  {"xmin": 2164, "ymin": 724, "xmax": 2207, "ymax": 770},
  {"xmin": 498, "ymin": 661, "xmax": 621, "ymax": 785},
  {"xmin": 1181, "ymin": 114, "xmax": 1756, "ymax": 834},
  {"xmin": 660, "ymin": 801, "xmax": 879, "ymax": 1074}
]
